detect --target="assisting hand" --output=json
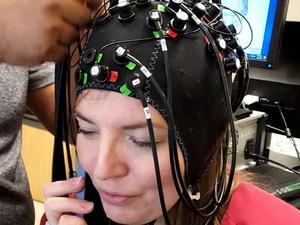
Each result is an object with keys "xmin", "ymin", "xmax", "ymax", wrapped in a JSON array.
[
  {"xmin": 44, "ymin": 177, "xmax": 93, "ymax": 225},
  {"xmin": 0, "ymin": 0, "xmax": 101, "ymax": 66}
]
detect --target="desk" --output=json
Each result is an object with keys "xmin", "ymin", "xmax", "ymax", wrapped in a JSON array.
[
  {"xmin": 243, "ymin": 131, "xmax": 300, "ymax": 210},
  {"xmin": 267, "ymin": 132, "xmax": 300, "ymax": 169}
]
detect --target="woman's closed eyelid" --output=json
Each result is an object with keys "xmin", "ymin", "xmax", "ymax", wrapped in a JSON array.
[
  {"xmin": 128, "ymin": 135, "xmax": 166, "ymax": 148},
  {"xmin": 78, "ymin": 130, "xmax": 94, "ymax": 136},
  {"xmin": 129, "ymin": 137, "xmax": 152, "ymax": 148},
  {"xmin": 77, "ymin": 126, "xmax": 99, "ymax": 136}
]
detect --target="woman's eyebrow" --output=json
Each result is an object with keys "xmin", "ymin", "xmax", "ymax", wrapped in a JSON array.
[
  {"xmin": 75, "ymin": 111, "xmax": 166, "ymax": 129},
  {"xmin": 123, "ymin": 122, "xmax": 166, "ymax": 131},
  {"xmin": 74, "ymin": 112, "xmax": 95, "ymax": 124}
]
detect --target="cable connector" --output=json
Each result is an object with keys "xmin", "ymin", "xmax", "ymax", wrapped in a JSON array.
[
  {"xmin": 188, "ymin": 186, "xmax": 201, "ymax": 201},
  {"xmin": 285, "ymin": 128, "xmax": 292, "ymax": 138}
]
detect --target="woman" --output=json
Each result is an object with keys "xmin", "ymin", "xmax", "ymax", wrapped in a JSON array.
[{"xmin": 43, "ymin": 1, "xmax": 300, "ymax": 225}]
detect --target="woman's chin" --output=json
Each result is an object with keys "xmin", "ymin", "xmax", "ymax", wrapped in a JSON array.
[{"xmin": 103, "ymin": 204, "xmax": 155, "ymax": 225}]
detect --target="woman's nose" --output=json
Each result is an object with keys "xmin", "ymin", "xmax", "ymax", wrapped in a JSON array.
[{"xmin": 93, "ymin": 140, "xmax": 129, "ymax": 180}]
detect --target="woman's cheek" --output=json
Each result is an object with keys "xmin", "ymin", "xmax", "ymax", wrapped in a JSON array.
[{"xmin": 76, "ymin": 136, "xmax": 96, "ymax": 173}]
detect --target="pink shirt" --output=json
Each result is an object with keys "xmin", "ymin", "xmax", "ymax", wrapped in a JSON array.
[{"xmin": 221, "ymin": 183, "xmax": 300, "ymax": 225}]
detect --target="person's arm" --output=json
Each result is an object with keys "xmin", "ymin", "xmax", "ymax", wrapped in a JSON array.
[
  {"xmin": 27, "ymin": 83, "xmax": 55, "ymax": 134},
  {"xmin": 26, "ymin": 63, "xmax": 55, "ymax": 134},
  {"xmin": 0, "ymin": 0, "xmax": 101, "ymax": 66}
]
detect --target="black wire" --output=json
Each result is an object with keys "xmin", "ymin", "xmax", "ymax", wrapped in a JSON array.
[
  {"xmin": 159, "ymin": 1, "xmax": 252, "ymax": 49},
  {"xmin": 219, "ymin": 4, "xmax": 253, "ymax": 50},
  {"xmin": 59, "ymin": 54, "xmax": 74, "ymax": 179},
  {"xmin": 126, "ymin": 35, "xmax": 229, "ymax": 218},
  {"xmin": 159, "ymin": 36, "xmax": 172, "ymax": 109},
  {"xmin": 149, "ymin": 74, "xmax": 205, "ymax": 216},
  {"xmin": 71, "ymin": 36, "xmax": 156, "ymax": 69},
  {"xmin": 183, "ymin": 28, "xmax": 201, "ymax": 35},
  {"xmin": 266, "ymin": 124, "xmax": 285, "ymax": 134},
  {"xmin": 127, "ymin": 53, "xmax": 224, "ymax": 216},
  {"xmin": 289, "ymin": 137, "xmax": 300, "ymax": 161},
  {"xmin": 149, "ymin": 75, "xmax": 221, "ymax": 217},
  {"xmin": 125, "ymin": 53, "xmax": 194, "ymax": 214},
  {"xmin": 126, "ymin": 55, "xmax": 192, "ymax": 212},
  {"xmin": 175, "ymin": 2, "xmax": 242, "ymax": 211},
  {"xmin": 64, "ymin": 57, "xmax": 76, "ymax": 178},
  {"xmin": 100, "ymin": 37, "xmax": 155, "ymax": 52},
  {"xmin": 91, "ymin": 0, "xmax": 111, "ymax": 22},
  {"xmin": 53, "ymin": 54, "xmax": 75, "ymax": 181},
  {"xmin": 128, "ymin": 36, "xmax": 236, "ymax": 216},
  {"xmin": 52, "ymin": 62, "xmax": 66, "ymax": 181},
  {"xmin": 197, "ymin": 139, "xmax": 228, "ymax": 212},
  {"xmin": 64, "ymin": 84, "xmax": 73, "ymax": 178},
  {"xmin": 198, "ymin": 30, "xmax": 234, "ymax": 208},
  {"xmin": 166, "ymin": 5, "xmax": 236, "ymax": 216},
  {"xmin": 154, "ymin": 19, "xmax": 172, "ymax": 109},
  {"xmin": 266, "ymin": 125, "xmax": 300, "ymax": 161},
  {"xmin": 64, "ymin": 0, "xmax": 113, "ymax": 179},
  {"xmin": 83, "ymin": 0, "xmax": 112, "ymax": 47},
  {"xmin": 214, "ymin": 138, "xmax": 228, "ymax": 205},
  {"xmin": 69, "ymin": 0, "xmax": 112, "ymax": 68},
  {"xmin": 82, "ymin": 0, "xmax": 138, "ymax": 52},
  {"xmin": 147, "ymin": 76, "xmax": 192, "ymax": 208},
  {"xmin": 249, "ymin": 153, "xmax": 300, "ymax": 176},
  {"xmin": 70, "ymin": 30, "xmax": 90, "ymax": 68},
  {"xmin": 76, "ymin": 33, "xmax": 82, "ymax": 56},
  {"xmin": 275, "ymin": 102, "xmax": 300, "ymax": 161},
  {"xmin": 275, "ymin": 102, "xmax": 289, "ymax": 129},
  {"xmin": 195, "ymin": 2, "xmax": 249, "ymax": 208},
  {"xmin": 163, "ymin": 50, "xmax": 172, "ymax": 108},
  {"xmin": 204, "ymin": 214, "xmax": 214, "ymax": 225},
  {"xmin": 203, "ymin": 6, "xmax": 243, "ymax": 36},
  {"xmin": 136, "ymin": 88, "xmax": 172, "ymax": 225},
  {"xmin": 192, "ymin": 16, "xmax": 237, "ymax": 208}
]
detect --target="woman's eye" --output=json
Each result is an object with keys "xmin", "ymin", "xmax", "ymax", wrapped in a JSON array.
[
  {"xmin": 78, "ymin": 128, "xmax": 96, "ymax": 136},
  {"xmin": 135, "ymin": 141, "xmax": 152, "ymax": 148},
  {"xmin": 130, "ymin": 137, "xmax": 155, "ymax": 149}
]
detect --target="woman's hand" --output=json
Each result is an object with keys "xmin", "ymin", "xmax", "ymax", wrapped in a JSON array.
[{"xmin": 44, "ymin": 177, "xmax": 94, "ymax": 225}]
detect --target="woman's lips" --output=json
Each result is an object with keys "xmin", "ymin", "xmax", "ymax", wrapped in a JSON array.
[{"xmin": 100, "ymin": 190, "xmax": 136, "ymax": 206}]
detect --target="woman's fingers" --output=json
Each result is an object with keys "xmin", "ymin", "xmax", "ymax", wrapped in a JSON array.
[
  {"xmin": 45, "ymin": 197, "xmax": 94, "ymax": 225},
  {"xmin": 44, "ymin": 177, "xmax": 85, "ymax": 198},
  {"xmin": 43, "ymin": 177, "xmax": 94, "ymax": 225},
  {"xmin": 58, "ymin": 214, "xmax": 88, "ymax": 225}
]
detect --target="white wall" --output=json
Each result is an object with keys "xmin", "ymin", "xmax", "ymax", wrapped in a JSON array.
[{"xmin": 286, "ymin": 0, "xmax": 300, "ymax": 22}]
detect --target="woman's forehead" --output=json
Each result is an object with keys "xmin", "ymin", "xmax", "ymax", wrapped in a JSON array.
[
  {"xmin": 75, "ymin": 90, "xmax": 167, "ymax": 127},
  {"xmin": 76, "ymin": 89, "xmax": 141, "ymax": 110}
]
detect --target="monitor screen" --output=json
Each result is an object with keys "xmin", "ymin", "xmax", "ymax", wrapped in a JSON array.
[{"xmin": 220, "ymin": 0, "xmax": 289, "ymax": 69}]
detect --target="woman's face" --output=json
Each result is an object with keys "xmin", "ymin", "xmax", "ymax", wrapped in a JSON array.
[{"xmin": 75, "ymin": 90, "xmax": 184, "ymax": 225}]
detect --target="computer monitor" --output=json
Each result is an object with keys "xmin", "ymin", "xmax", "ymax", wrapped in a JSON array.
[{"xmin": 220, "ymin": 0, "xmax": 289, "ymax": 69}]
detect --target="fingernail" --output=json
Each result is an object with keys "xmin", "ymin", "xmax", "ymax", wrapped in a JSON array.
[
  {"xmin": 70, "ymin": 177, "xmax": 83, "ymax": 185},
  {"xmin": 75, "ymin": 176, "xmax": 84, "ymax": 185},
  {"xmin": 83, "ymin": 201, "xmax": 94, "ymax": 210}
]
